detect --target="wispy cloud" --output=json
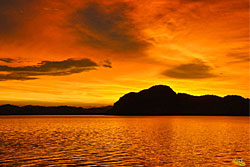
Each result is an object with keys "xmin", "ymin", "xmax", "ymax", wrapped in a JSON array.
[
  {"xmin": 71, "ymin": 1, "xmax": 149, "ymax": 53},
  {"xmin": 0, "ymin": 0, "xmax": 38, "ymax": 39},
  {"xmin": 226, "ymin": 47, "xmax": 250, "ymax": 64}
]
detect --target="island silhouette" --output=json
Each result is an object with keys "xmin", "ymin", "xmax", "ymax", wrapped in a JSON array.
[{"xmin": 0, "ymin": 85, "xmax": 249, "ymax": 116}]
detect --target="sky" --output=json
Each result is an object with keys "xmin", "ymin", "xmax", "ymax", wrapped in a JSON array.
[{"xmin": 0, "ymin": 0, "xmax": 249, "ymax": 107}]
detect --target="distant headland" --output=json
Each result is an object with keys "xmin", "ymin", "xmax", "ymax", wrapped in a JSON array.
[{"xmin": 0, "ymin": 85, "xmax": 249, "ymax": 116}]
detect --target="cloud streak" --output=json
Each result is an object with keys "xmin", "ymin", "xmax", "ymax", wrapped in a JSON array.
[
  {"xmin": 162, "ymin": 59, "xmax": 216, "ymax": 79},
  {"xmin": 0, "ymin": 58, "xmax": 15, "ymax": 63},
  {"xmin": 0, "ymin": 58, "xmax": 105, "ymax": 81},
  {"xmin": 226, "ymin": 49, "xmax": 250, "ymax": 63}
]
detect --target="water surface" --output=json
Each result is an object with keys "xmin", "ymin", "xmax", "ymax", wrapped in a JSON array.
[{"xmin": 0, "ymin": 116, "xmax": 249, "ymax": 166}]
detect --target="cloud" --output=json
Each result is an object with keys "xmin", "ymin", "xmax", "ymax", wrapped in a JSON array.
[
  {"xmin": 0, "ymin": 12, "xmax": 18, "ymax": 37},
  {"xmin": 102, "ymin": 60, "xmax": 112, "ymax": 68},
  {"xmin": 0, "ymin": 0, "xmax": 38, "ymax": 39},
  {"xmin": 162, "ymin": 59, "xmax": 216, "ymax": 79},
  {"xmin": 71, "ymin": 1, "xmax": 149, "ymax": 53},
  {"xmin": 0, "ymin": 58, "xmax": 15, "ymax": 63},
  {"xmin": 0, "ymin": 0, "xmax": 34, "ymax": 10},
  {"xmin": 0, "ymin": 73, "xmax": 35, "ymax": 81},
  {"xmin": 0, "ymin": 58, "xmax": 106, "ymax": 81},
  {"xmin": 226, "ymin": 50, "xmax": 250, "ymax": 63}
]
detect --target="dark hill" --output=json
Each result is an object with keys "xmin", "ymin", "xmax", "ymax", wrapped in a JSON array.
[
  {"xmin": 0, "ymin": 85, "xmax": 249, "ymax": 116},
  {"xmin": 0, "ymin": 104, "xmax": 112, "ymax": 115},
  {"xmin": 109, "ymin": 85, "xmax": 249, "ymax": 116}
]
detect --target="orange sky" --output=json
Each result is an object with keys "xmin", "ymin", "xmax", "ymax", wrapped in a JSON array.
[{"xmin": 0, "ymin": 0, "xmax": 249, "ymax": 107}]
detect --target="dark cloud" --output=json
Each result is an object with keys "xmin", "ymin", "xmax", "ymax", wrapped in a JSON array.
[
  {"xmin": 71, "ymin": 2, "xmax": 149, "ymax": 53},
  {"xmin": 180, "ymin": 0, "xmax": 218, "ymax": 4},
  {"xmin": 0, "ymin": 58, "xmax": 106, "ymax": 81},
  {"xmin": 0, "ymin": 58, "xmax": 15, "ymax": 63},
  {"xmin": 162, "ymin": 59, "xmax": 216, "ymax": 79},
  {"xmin": 0, "ymin": 13, "xmax": 19, "ymax": 36},
  {"xmin": 0, "ymin": 73, "xmax": 36, "ymax": 81},
  {"xmin": 0, "ymin": 0, "xmax": 32, "ymax": 10},
  {"xmin": 0, "ymin": 0, "xmax": 37, "ymax": 38},
  {"xmin": 103, "ymin": 60, "xmax": 112, "ymax": 68}
]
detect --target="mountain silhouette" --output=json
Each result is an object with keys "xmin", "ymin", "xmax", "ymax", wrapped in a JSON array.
[
  {"xmin": 109, "ymin": 85, "xmax": 249, "ymax": 116},
  {"xmin": 0, "ymin": 104, "xmax": 112, "ymax": 115},
  {"xmin": 0, "ymin": 85, "xmax": 249, "ymax": 115}
]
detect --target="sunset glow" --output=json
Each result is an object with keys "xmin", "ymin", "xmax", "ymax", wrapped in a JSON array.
[{"xmin": 0, "ymin": 0, "xmax": 249, "ymax": 106}]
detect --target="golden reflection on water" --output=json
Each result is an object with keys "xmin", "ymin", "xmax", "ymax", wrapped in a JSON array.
[{"xmin": 0, "ymin": 116, "xmax": 249, "ymax": 166}]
